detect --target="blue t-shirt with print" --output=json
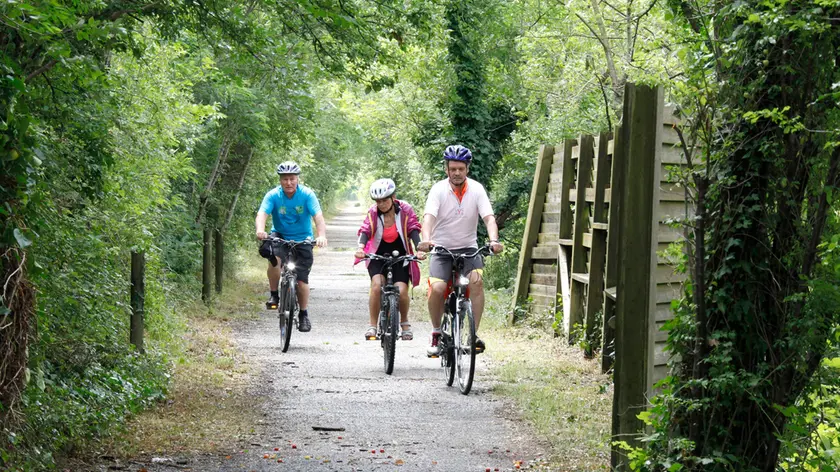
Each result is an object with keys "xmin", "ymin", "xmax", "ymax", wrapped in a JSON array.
[{"xmin": 258, "ymin": 184, "xmax": 322, "ymax": 241}]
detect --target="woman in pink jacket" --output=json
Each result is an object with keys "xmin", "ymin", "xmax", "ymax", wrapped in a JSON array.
[{"xmin": 354, "ymin": 179, "xmax": 426, "ymax": 340}]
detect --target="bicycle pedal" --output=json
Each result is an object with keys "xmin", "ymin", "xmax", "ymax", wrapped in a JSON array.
[
  {"xmin": 429, "ymin": 354, "xmax": 440, "ymax": 358},
  {"xmin": 266, "ymin": 302, "xmax": 278, "ymax": 310},
  {"xmin": 365, "ymin": 335, "xmax": 378, "ymax": 341}
]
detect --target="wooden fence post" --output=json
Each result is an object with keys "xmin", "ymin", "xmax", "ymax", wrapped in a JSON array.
[
  {"xmin": 568, "ymin": 135, "xmax": 595, "ymax": 343},
  {"xmin": 202, "ymin": 228, "xmax": 212, "ymax": 302},
  {"xmin": 214, "ymin": 229, "xmax": 223, "ymax": 294},
  {"xmin": 556, "ymin": 139, "xmax": 576, "ymax": 336},
  {"xmin": 611, "ymin": 83, "xmax": 663, "ymax": 470},
  {"xmin": 602, "ymin": 125, "xmax": 626, "ymax": 373},
  {"xmin": 130, "ymin": 251, "xmax": 145, "ymax": 353}
]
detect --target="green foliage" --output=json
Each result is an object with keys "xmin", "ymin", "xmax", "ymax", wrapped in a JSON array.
[{"xmin": 627, "ymin": 1, "xmax": 840, "ymax": 471}]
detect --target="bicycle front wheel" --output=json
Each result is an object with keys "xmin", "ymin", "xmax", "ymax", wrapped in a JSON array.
[
  {"xmin": 456, "ymin": 300, "xmax": 477, "ymax": 395},
  {"xmin": 280, "ymin": 280, "xmax": 295, "ymax": 352},
  {"xmin": 442, "ymin": 313, "xmax": 455, "ymax": 387},
  {"xmin": 381, "ymin": 294, "xmax": 399, "ymax": 375}
]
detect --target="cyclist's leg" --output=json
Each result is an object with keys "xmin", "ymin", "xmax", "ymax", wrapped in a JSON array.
[
  {"xmin": 467, "ymin": 269, "xmax": 485, "ymax": 329},
  {"xmin": 267, "ymin": 261, "xmax": 281, "ymax": 291},
  {"xmin": 427, "ymin": 254, "xmax": 452, "ymax": 330},
  {"xmin": 369, "ymin": 274, "xmax": 384, "ymax": 327},
  {"xmin": 396, "ymin": 281, "xmax": 409, "ymax": 323},
  {"xmin": 463, "ymin": 253, "xmax": 486, "ymax": 329},
  {"xmin": 266, "ymin": 232, "xmax": 283, "ymax": 291},
  {"xmin": 292, "ymin": 244, "xmax": 314, "ymax": 310}
]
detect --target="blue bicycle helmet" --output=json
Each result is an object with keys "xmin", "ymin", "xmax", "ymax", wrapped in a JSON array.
[
  {"xmin": 276, "ymin": 161, "xmax": 301, "ymax": 175},
  {"xmin": 443, "ymin": 145, "xmax": 472, "ymax": 163}
]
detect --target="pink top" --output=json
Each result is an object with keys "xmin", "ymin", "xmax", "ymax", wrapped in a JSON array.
[{"xmin": 382, "ymin": 224, "xmax": 398, "ymax": 243}]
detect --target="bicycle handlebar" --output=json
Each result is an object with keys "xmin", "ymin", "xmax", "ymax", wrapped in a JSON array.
[
  {"xmin": 363, "ymin": 252, "xmax": 420, "ymax": 265},
  {"xmin": 429, "ymin": 244, "xmax": 494, "ymax": 259},
  {"xmin": 264, "ymin": 237, "xmax": 314, "ymax": 247}
]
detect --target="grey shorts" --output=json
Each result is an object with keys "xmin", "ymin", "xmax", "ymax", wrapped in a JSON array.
[{"xmin": 428, "ymin": 247, "xmax": 484, "ymax": 284}]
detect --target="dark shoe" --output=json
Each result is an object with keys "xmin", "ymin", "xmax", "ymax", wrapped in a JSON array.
[
  {"xmin": 426, "ymin": 332, "xmax": 442, "ymax": 358},
  {"xmin": 475, "ymin": 337, "xmax": 486, "ymax": 354},
  {"xmin": 266, "ymin": 294, "xmax": 279, "ymax": 310},
  {"xmin": 298, "ymin": 312, "xmax": 311, "ymax": 332}
]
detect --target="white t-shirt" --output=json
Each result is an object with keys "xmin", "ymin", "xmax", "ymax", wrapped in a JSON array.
[{"xmin": 424, "ymin": 177, "xmax": 494, "ymax": 249}]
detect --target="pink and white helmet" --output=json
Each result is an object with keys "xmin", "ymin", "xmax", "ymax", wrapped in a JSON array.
[{"xmin": 369, "ymin": 178, "xmax": 396, "ymax": 200}]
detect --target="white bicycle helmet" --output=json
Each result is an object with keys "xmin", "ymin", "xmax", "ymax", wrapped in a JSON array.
[
  {"xmin": 369, "ymin": 178, "xmax": 396, "ymax": 200},
  {"xmin": 276, "ymin": 161, "xmax": 301, "ymax": 175}
]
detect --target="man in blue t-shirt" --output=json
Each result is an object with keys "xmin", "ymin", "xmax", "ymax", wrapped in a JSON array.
[{"xmin": 256, "ymin": 161, "xmax": 328, "ymax": 332}]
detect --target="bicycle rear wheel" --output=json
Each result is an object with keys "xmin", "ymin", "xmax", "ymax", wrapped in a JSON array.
[
  {"xmin": 456, "ymin": 300, "xmax": 477, "ymax": 395},
  {"xmin": 381, "ymin": 294, "xmax": 399, "ymax": 374},
  {"xmin": 441, "ymin": 313, "xmax": 455, "ymax": 386},
  {"xmin": 280, "ymin": 280, "xmax": 295, "ymax": 352}
]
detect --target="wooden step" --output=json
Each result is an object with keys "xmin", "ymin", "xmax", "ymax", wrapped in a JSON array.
[
  {"xmin": 529, "ymin": 283, "xmax": 557, "ymax": 296},
  {"xmin": 604, "ymin": 286, "xmax": 617, "ymax": 300},
  {"xmin": 540, "ymin": 222, "xmax": 559, "ymax": 234},
  {"xmin": 571, "ymin": 272, "xmax": 589, "ymax": 284},
  {"xmin": 529, "ymin": 293, "xmax": 556, "ymax": 308},
  {"xmin": 533, "ymin": 263, "xmax": 556, "ymax": 274},
  {"xmin": 541, "ymin": 212, "xmax": 561, "ymax": 224},
  {"xmin": 544, "ymin": 202, "xmax": 563, "ymax": 213},
  {"xmin": 591, "ymin": 222, "xmax": 608, "ymax": 231},
  {"xmin": 559, "ymin": 238, "xmax": 573, "ymax": 246},
  {"xmin": 538, "ymin": 233, "xmax": 560, "ymax": 243},
  {"xmin": 530, "ymin": 273, "xmax": 557, "ymax": 286},
  {"xmin": 582, "ymin": 232, "xmax": 592, "ymax": 248},
  {"xmin": 533, "ymin": 245, "xmax": 558, "ymax": 259}
]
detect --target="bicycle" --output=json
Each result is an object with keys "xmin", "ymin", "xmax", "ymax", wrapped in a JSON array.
[
  {"xmin": 363, "ymin": 250, "xmax": 420, "ymax": 375},
  {"xmin": 429, "ymin": 244, "xmax": 493, "ymax": 395},
  {"xmin": 265, "ymin": 237, "xmax": 313, "ymax": 353}
]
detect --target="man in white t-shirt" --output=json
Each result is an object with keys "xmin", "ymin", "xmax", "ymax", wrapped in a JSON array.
[{"xmin": 418, "ymin": 145, "xmax": 504, "ymax": 356}]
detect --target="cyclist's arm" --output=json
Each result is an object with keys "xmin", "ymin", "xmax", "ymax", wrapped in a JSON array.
[
  {"xmin": 409, "ymin": 229, "xmax": 421, "ymax": 248},
  {"xmin": 482, "ymin": 214, "xmax": 503, "ymax": 253},
  {"xmin": 256, "ymin": 211, "xmax": 270, "ymax": 240},
  {"xmin": 314, "ymin": 213, "xmax": 328, "ymax": 247},
  {"xmin": 419, "ymin": 213, "xmax": 436, "ymax": 251}
]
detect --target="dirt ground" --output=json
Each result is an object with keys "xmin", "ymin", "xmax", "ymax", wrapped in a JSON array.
[{"xmin": 83, "ymin": 204, "xmax": 555, "ymax": 472}]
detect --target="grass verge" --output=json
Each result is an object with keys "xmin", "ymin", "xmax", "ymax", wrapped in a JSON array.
[
  {"xmin": 70, "ymin": 255, "xmax": 269, "ymax": 464},
  {"xmin": 481, "ymin": 289, "xmax": 613, "ymax": 471}
]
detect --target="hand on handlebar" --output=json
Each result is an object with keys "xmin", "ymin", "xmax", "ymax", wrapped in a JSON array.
[
  {"xmin": 490, "ymin": 241, "xmax": 504, "ymax": 254},
  {"xmin": 416, "ymin": 251, "xmax": 427, "ymax": 261},
  {"xmin": 354, "ymin": 248, "xmax": 365, "ymax": 259},
  {"xmin": 257, "ymin": 231, "xmax": 269, "ymax": 241},
  {"xmin": 417, "ymin": 241, "xmax": 432, "ymax": 252},
  {"xmin": 315, "ymin": 236, "xmax": 328, "ymax": 248}
]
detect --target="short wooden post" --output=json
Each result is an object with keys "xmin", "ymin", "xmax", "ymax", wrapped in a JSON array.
[
  {"xmin": 214, "ymin": 229, "xmax": 223, "ymax": 294},
  {"xmin": 512, "ymin": 144, "xmax": 555, "ymax": 323},
  {"xmin": 202, "ymin": 228, "xmax": 212, "ymax": 302},
  {"xmin": 611, "ymin": 83, "xmax": 663, "ymax": 470},
  {"xmin": 130, "ymin": 251, "xmax": 145, "ymax": 353}
]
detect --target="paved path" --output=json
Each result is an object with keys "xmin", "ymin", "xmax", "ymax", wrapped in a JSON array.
[{"xmin": 131, "ymin": 203, "xmax": 547, "ymax": 471}]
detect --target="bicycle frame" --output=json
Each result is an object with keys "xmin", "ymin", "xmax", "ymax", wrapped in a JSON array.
[
  {"xmin": 364, "ymin": 252, "xmax": 418, "ymax": 329},
  {"xmin": 430, "ymin": 245, "xmax": 493, "ymax": 394},
  {"xmin": 364, "ymin": 251, "xmax": 418, "ymax": 374}
]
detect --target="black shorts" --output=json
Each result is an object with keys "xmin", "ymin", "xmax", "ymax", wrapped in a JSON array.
[
  {"xmin": 367, "ymin": 259, "xmax": 410, "ymax": 285},
  {"xmin": 259, "ymin": 232, "xmax": 314, "ymax": 284}
]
